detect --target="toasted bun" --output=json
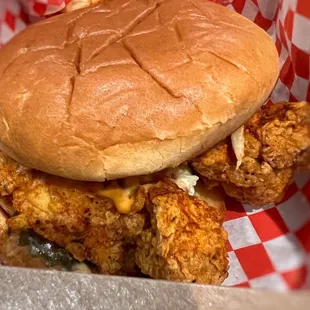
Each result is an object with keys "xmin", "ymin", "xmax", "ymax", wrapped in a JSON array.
[{"xmin": 0, "ymin": 0, "xmax": 279, "ymax": 181}]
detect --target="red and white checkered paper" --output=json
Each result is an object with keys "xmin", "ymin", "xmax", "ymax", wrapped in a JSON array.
[{"xmin": 0, "ymin": 0, "xmax": 309, "ymax": 291}]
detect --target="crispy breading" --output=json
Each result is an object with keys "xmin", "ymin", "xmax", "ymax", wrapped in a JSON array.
[
  {"xmin": 222, "ymin": 160, "xmax": 293, "ymax": 206},
  {"xmin": 7, "ymin": 176, "xmax": 145, "ymax": 275},
  {"xmin": 0, "ymin": 151, "xmax": 229, "ymax": 283},
  {"xmin": 295, "ymin": 148, "xmax": 310, "ymax": 171},
  {"xmin": 192, "ymin": 102, "xmax": 310, "ymax": 206},
  {"xmin": 0, "ymin": 152, "xmax": 31, "ymax": 196},
  {"xmin": 135, "ymin": 181, "xmax": 228, "ymax": 284},
  {"xmin": 250, "ymin": 101, "xmax": 310, "ymax": 169}
]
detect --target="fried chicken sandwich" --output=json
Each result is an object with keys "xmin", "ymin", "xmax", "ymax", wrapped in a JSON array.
[{"xmin": 0, "ymin": 0, "xmax": 308, "ymax": 285}]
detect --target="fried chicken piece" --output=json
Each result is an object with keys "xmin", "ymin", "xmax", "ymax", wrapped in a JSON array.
[
  {"xmin": 0, "ymin": 150, "xmax": 228, "ymax": 283},
  {"xmin": 7, "ymin": 176, "xmax": 145, "ymax": 275},
  {"xmin": 250, "ymin": 101, "xmax": 310, "ymax": 169},
  {"xmin": 136, "ymin": 181, "xmax": 228, "ymax": 284},
  {"xmin": 0, "ymin": 152, "xmax": 31, "ymax": 196},
  {"xmin": 222, "ymin": 159, "xmax": 293, "ymax": 206},
  {"xmin": 192, "ymin": 102, "xmax": 310, "ymax": 206},
  {"xmin": 295, "ymin": 148, "xmax": 310, "ymax": 171}
]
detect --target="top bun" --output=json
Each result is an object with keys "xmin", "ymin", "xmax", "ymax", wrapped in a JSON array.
[{"xmin": 0, "ymin": 0, "xmax": 279, "ymax": 181}]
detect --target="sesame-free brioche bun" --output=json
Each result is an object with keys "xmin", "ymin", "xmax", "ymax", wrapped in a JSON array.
[{"xmin": 0, "ymin": 0, "xmax": 279, "ymax": 181}]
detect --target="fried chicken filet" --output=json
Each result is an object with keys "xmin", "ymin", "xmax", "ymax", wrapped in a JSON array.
[
  {"xmin": 0, "ymin": 101, "xmax": 308, "ymax": 282},
  {"xmin": 136, "ymin": 181, "xmax": 228, "ymax": 284},
  {"xmin": 0, "ymin": 0, "xmax": 294, "ymax": 286},
  {"xmin": 192, "ymin": 102, "xmax": 310, "ymax": 206},
  {"xmin": 0, "ymin": 152, "xmax": 228, "ymax": 283},
  {"xmin": 8, "ymin": 178, "xmax": 146, "ymax": 275}
]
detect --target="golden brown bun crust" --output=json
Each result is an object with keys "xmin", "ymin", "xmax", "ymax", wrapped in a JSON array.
[{"xmin": 0, "ymin": 0, "xmax": 279, "ymax": 180}]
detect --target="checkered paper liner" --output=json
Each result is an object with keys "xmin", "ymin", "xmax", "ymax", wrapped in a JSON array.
[{"xmin": 0, "ymin": 0, "xmax": 309, "ymax": 291}]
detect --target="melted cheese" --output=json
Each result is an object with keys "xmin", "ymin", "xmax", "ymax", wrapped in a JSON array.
[
  {"xmin": 96, "ymin": 167, "xmax": 200, "ymax": 213},
  {"xmin": 97, "ymin": 181, "xmax": 138, "ymax": 214}
]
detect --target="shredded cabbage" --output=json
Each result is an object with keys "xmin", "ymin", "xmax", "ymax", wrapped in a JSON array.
[
  {"xmin": 231, "ymin": 125, "xmax": 245, "ymax": 169},
  {"xmin": 166, "ymin": 166, "xmax": 199, "ymax": 196}
]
